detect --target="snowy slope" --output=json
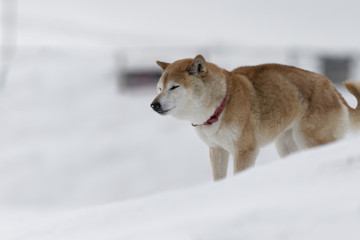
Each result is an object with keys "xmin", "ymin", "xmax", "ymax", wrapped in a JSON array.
[
  {"xmin": 0, "ymin": 48, "xmax": 359, "ymax": 240},
  {"xmin": 0, "ymin": 1, "xmax": 359, "ymax": 239},
  {"xmin": 0, "ymin": 48, "xmax": 280, "ymax": 209},
  {"xmin": 0, "ymin": 49, "xmax": 213, "ymax": 209},
  {"xmin": 1, "ymin": 48, "xmax": 358, "ymax": 239},
  {"xmin": 1, "ymin": 135, "xmax": 360, "ymax": 240}
]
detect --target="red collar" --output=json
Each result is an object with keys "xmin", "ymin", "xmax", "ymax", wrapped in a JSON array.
[{"xmin": 192, "ymin": 93, "xmax": 228, "ymax": 127}]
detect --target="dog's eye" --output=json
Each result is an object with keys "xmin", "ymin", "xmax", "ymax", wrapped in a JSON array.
[{"xmin": 170, "ymin": 85, "xmax": 179, "ymax": 91}]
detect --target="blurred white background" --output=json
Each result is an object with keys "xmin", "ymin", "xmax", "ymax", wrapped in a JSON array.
[{"xmin": 3, "ymin": 0, "xmax": 360, "ymax": 75}]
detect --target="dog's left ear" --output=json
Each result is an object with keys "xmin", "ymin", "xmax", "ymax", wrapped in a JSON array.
[
  {"xmin": 156, "ymin": 61, "xmax": 170, "ymax": 71},
  {"xmin": 187, "ymin": 54, "xmax": 207, "ymax": 76}
]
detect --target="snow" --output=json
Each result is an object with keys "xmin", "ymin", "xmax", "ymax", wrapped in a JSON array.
[
  {"xmin": 1, "ymin": 133, "xmax": 360, "ymax": 239},
  {"xmin": 1, "ymin": 1, "xmax": 360, "ymax": 239},
  {"xmin": 0, "ymin": 49, "xmax": 215, "ymax": 208},
  {"xmin": 0, "ymin": 47, "xmax": 359, "ymax": 239}
]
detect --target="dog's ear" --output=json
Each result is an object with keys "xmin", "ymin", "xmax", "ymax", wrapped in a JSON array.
[
  {"xmin": 187, "ymin": 54, "xmax": 207, "ymax": 76},
  {"xmin": 156, "ymin": 61, "xmax": 170, "ymax": 71}
]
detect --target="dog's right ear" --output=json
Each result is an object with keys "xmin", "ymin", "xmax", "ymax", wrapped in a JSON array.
[
  {"xmin": 187, "ymin": 55, "xmax": 207, "ymax": 76},
  {"xmin": 156, "ymin": 61, "xmax": 170, "ymax": 71}
]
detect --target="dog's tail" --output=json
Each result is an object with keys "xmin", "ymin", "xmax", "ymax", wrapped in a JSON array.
[{"xmin": 344, "ymin": 81, "xmax": 360, "ymax": 130}]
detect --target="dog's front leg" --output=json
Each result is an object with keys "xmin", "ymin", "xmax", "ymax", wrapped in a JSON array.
[
  {"xmin": 233, "ymin": 147, "xmax": 258, "ymax": 173},
  {"xmin": 233, "ymin": 135, "xmax": 259, "ymax": 174},
  {"xmin": 209, "ymin": 147, "xmax": 229, "ymax": 180}
]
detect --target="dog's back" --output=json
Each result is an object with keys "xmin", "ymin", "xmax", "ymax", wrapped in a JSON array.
[{"xmin": 231, "ymin": 64, "xmax": 352, "ymax": 152}]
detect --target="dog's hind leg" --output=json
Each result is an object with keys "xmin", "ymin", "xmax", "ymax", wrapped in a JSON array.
[
  {"xmin": 209, "ymin": 147, "xmax": 229, "ymax": 180},
  {"xmin": 294, "ymin": 106, "xmax": 348, "ymax": 149},
  {"xmin": 275, "ymin": 129, "xmax": 299, "ymax": 157}
]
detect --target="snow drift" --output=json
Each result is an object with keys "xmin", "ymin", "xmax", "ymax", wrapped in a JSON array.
[{"xmin": 1, "ymin": 135, "xmax": 360, "ymax": 240}]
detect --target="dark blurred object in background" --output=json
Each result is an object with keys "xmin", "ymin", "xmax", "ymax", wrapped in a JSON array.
[
  {"xmin": 320, "ymin": 56, "xmax": 353, "ymax": 83},
  {"xmin": 120, "ymin": 69, "xmax": 162, "ymax": 89}
]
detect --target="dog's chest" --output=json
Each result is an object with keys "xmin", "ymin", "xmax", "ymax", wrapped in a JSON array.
[{"xmin": 195, "ymin": 123, "xmax": 239, "ymax": 153}]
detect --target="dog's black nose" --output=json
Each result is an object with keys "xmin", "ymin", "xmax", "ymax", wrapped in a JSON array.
[{"xmin": 150, "ymin": 101, "xmax": 161, "ymax": 111}]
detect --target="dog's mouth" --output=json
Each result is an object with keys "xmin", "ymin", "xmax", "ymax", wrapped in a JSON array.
[{"xmin": 157, "ymin": 109, "xmax": 170, "ymax": 115}]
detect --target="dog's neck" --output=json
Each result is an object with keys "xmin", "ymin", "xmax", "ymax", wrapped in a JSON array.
[{"xmin": 192, "ymin": 92, "xmax": 228, "ymax": 127}]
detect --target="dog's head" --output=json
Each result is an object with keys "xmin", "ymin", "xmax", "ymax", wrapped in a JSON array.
[{"xmin": 150, "ymin": 55, "xmax": 226, "ymax": 124}]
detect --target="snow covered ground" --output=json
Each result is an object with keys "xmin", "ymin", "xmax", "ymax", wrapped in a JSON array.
[
  {"xmin": 0, "ymin": 1, "xmax": 360, "ymax": 239},
  {"xmin": 0, "ymin": 47, "xmax": 359, "ymax": 240}
]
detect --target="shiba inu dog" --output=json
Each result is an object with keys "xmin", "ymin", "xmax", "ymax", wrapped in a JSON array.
[{"xmin": 151, "ymin": 55, "xmax": 360, "ymax": 180}]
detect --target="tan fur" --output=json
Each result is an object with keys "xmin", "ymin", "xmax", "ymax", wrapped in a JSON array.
[{"xmin": 151, "ymin": 55, "xmax": 360, "ymax": 180}]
